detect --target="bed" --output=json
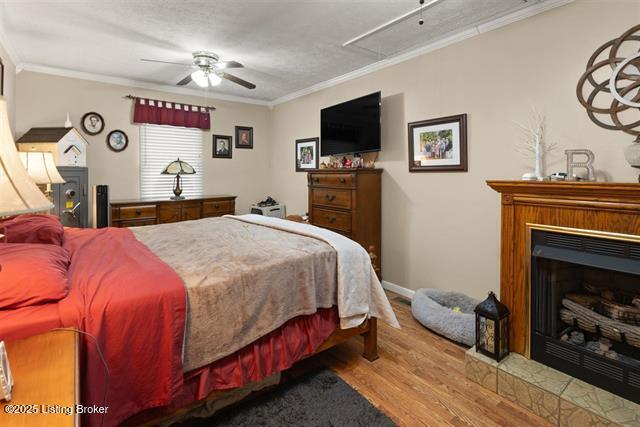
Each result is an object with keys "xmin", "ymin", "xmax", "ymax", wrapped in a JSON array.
[{"xmin": 0, "ymin": 214, "xmax": 398, "ymax": 426}]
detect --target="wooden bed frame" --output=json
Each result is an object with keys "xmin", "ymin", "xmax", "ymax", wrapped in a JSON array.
[{"xmin": 127, "ymin": 318, "xmax": 378, "ymax": 426}]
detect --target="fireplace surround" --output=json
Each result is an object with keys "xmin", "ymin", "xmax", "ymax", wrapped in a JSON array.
[{"xmin": 487, "ymin": 180, "xmax": 640, "ymax": 410}]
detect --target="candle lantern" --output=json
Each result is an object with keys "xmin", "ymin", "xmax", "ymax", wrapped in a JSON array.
[{"xmin": 475, "ymin": 291, "xmax": 510, "ymax": 362}]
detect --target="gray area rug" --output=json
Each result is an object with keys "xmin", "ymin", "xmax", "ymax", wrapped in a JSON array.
[{"xmin": 180, "ymin": 369, "xmax": 395, "ymax": 426}]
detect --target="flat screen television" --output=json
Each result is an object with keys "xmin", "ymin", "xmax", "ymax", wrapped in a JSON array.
[{"xmin": 321, "ymin": 91, "xmax": 381, "ymax": 156}]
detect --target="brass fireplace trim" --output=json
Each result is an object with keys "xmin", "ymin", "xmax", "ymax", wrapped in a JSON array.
[{"xmin": 524, "ymin": 223, "xmax": 640, "ymax": 358}]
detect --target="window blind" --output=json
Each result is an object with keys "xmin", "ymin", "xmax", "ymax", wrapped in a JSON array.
[{"xmin": 140, "ymin": 124, "xmax": 203, "ymax": 199}]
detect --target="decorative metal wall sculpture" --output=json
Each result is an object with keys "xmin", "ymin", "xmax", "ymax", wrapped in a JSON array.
[{"xmin": 577, "ymin": 24, "xmax": 640, "ymax": 139}]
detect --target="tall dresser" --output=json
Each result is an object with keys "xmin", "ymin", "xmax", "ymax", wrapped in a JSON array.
[{"xmin": 307, "ymin": 169, "xmax": 382, "ymax": 276}]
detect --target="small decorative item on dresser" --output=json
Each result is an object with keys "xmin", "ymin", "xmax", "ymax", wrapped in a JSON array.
[
  {"xmin": 161, "ymin": 158, "xmax": 196, "ymax": 200},
  {"xmin": 81, "ymin": 112, "xmax": 105, "ymax": 136},
  {"xmin": 213, "ymin": 134, "xmax": 232, "ymax": 159},
  {"xmin": 516, "ymin": 107, "xmax": 558, "ymax": 181},
  {"xmin": 475, "ymin": 291, "xmax": 510, "ymax": 362},
  {"xmin": 235, "ymin": 126, "xmax": 253, "ymax": 149},
  {"xmin": 295, "ymin": 137, "xmax": 319, "ymax": 171},
  {"xmin": 107, "ymin": 130, "xmax": 128, "ymax": 152},
  {"xmin": 408, "ymin": 114, "xmax": 467, "ymax": 172}
]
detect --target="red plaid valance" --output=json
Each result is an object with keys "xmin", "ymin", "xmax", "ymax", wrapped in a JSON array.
[{"xmin": 133, "ymin": 97, "xmax": 211, "ymax": 130}]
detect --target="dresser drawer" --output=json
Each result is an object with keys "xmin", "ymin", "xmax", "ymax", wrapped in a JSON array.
[
  {"xmin": 203, "ymin": 200, "xmax": 233, "ymax": 217},
  {"xmin": 116, "ymin": 219, "xmax": 157, "ymax": 228},
  {"xmin": 182, "ymin": 204, "xmax": 202, "ymax": 221},
  {"xmin": 309, "ymin": 173, "xmax": 355, "ymax": 188},
  {"xmin": 158, "ymin": 204, "xmax": 182, "ymax": 223},
  {"xmin": 312, "ymin": 188, "xmax": 352, "ymax": 210},
  {"xmin": 312, "ymin": 207, "xmax": 352, "ymax": 233},
  {"xmin": 118, "ymin": 205, "xmax": 157, "ymax": 220}
]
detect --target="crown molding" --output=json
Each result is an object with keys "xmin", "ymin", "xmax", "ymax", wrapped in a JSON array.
[
  {"xmin": 6, "ymin": 0, "xmax": 572, "ymax": 109},
  {"xmin": 16, "ymin": 63, "xmax": 272, "ymax": 107},
  {"xmin": 269, "ymin": 0, "xmax": 574, "ymax": 107}
]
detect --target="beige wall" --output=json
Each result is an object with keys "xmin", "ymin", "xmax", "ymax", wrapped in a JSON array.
[
  {"xmin": 16, "ymin": 72, "xmax": 272, "ymax": 215},
  {"xmin": 0, "ymin": 39, "xmax": 16, "ymax": 133},
  {"xmin": 268, "ymin": 0, "xmax": 640, "ymax": 299}
]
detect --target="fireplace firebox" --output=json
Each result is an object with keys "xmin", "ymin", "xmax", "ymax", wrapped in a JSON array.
[{"xmin": 530, "ymin": 227, "xmax": 640, "ymax": 404}]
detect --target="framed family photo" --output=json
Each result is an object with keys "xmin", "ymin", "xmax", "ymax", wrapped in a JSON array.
[
  {"xmin": 213, "ymin": 134, "xmax": 232, "ymax": 159},
  {"xmin": 295, "ymin": 137, "xmax": 319, "ymax": 172},
  {"xmin": 408, "ymin": 114, "xmax": 467, "ymax": 172},
  {"xmin": 235, "ymin": 126, "xmax": 253, "ymax": 149}
]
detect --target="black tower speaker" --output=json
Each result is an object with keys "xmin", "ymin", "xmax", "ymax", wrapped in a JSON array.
[{"xmin": 93, "ymin": 185, "xmax": 109, "ymax": 228}]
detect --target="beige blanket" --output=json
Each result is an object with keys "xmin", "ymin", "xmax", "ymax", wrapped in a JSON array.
[{"xmin": 132, "ymin": 217, "xmax": 338, "ymax": 371}]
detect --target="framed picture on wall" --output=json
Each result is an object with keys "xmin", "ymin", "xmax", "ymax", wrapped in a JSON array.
[
  {"xmin": 106, "ymin": 130, "xmax": 128, "ymax": 152},
  {"xmin": 81, "ymin": 112, "xmax": 105, "ymax": 136},
  {"xmin": 295, "ymin": 137, "xmax": 319, "ymax": 172},
  {"xmin": 235, "ymin": 126, "xmax": 253, "ymax": 149},
  {"xmin": 0, "ymin": 57, "xmax": 4, "ymax": 97},
  {"xmin": 408, "ymin": 113, "xmax": 468, "ymax": 172},
  {"xmin": 213, "ymin": 134, "xmax": 232, "ymax": 159}
]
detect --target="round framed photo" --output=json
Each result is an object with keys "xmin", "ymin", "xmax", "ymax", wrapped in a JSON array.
[
  {"xmin": 107, "ymin": 130, "xmax": 128, "ymax": 152},
  {"xmin": 81, "ymin": 112, "xmax": 105, "ymax": 136}
]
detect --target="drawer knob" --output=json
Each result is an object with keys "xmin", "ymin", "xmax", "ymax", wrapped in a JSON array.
[
  {"xmin": 325, "ymin": 215, "xmax": 336, "ymax": 224},
  {"xmin": 339, "ymin": 177, "xmax": 346, "ymax": 184},
  {"xmin": 214, "ymin": 204, "xmax": 220, "ymax": 209},
  {"xmin": 135, "ymin": 209, "xmax": 142, "ymax": 215},
  {"xmin": 313, "ymin": 177, "xmax": 320, "ymax": 183},
  {"xmin": 325, "ymin": 194, "xmax": 336, "ymax": 202}
]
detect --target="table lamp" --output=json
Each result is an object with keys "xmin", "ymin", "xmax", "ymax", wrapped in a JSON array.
[
  {"xmin": 161, "ymin": 158, "xmax": 196, "ymax": 200},
  {"xmin": 19, "ymin": 151, "xmax": 65, "ymax": 199},
  {"xmin": 0, "ymin": 98, "xmax": 54, "ymax": 220}
]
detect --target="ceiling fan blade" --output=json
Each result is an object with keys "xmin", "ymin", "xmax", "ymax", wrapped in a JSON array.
[
  {"xmin": 176, "ymin": 74, "xmax": 192, "ymax": 86},
  {"xmin": 215, "ymin": 60, "xmax": 244, "ymax": 69},
  {"xmin": 221, "ymin": 72, "xmax": 256, "ymax": 89},
  {"xmin": 141, "ymin": 58, "xmax": 193, "ymax": 67}
]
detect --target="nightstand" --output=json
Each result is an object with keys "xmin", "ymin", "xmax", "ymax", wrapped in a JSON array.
[{"xmin": 0, "ymin": 330, "xmax": 79, "ymax": 427}]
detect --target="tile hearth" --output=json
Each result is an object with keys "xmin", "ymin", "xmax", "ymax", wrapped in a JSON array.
[{"xmin": 465, "ymin": 348, "xmax": 640, "ymax": 427}]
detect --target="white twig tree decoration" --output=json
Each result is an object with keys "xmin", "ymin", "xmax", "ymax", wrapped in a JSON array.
[{"xmin": 515, "ymin": 107, "xmax": 558, "ymax": 180}]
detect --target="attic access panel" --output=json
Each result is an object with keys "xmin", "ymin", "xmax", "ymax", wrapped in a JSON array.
[{"xmin": 348, "ymin": 0, "xmax": 539, "ymax": 58}]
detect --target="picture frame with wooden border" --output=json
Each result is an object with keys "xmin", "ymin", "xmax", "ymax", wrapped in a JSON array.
[
  {"xmin": 235, "ymin": 126, "xmax": 253, "ymax": 149},
  {"xmin": 213, "ymin": 134, "xmax": 233, "ymax": 159},
  {"xmin": 295, "ymin": 137, "xmax": 319, "ymax": 172},
  {"xmin": 408, "ymin": 114, "xmax": 468, "ymax": 172}
]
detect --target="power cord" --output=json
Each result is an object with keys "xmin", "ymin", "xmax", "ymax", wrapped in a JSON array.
[{"xmin": 52, "ymin": 328, "xmax": 109, "ymax": 427}]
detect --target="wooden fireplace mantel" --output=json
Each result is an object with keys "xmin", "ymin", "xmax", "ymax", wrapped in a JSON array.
[{"xmin": 487, "ymin": 180, "xmax": 640, "ymax": 355}]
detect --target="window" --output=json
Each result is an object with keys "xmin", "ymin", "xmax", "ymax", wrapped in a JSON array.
[{"xmin": 140, "ymin": 124, "xmax": 203, "ymax": 199}]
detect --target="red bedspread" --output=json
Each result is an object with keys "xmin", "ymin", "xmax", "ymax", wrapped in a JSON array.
[
  {"xmin": 0, "ymin": 227, "xmax": 340, "ymax": 427},
  {"xmin": 59, "ymin": 227, "xmax": 186, "ymax": 427}
]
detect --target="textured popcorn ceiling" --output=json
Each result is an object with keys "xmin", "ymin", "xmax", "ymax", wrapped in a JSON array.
[{"xmin": 2, "ymin": 0, "xmax": 545, "ymax": 102}]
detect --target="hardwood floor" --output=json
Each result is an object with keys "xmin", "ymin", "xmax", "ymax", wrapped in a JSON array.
[{"xmin": 316, "ymin": 292, "xmax": 550, "ymax": 427}]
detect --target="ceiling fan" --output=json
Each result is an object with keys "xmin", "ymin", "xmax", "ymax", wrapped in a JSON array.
[{"xmin": 141, "ymin": 51, "xmax": 256, "ymax": 90}]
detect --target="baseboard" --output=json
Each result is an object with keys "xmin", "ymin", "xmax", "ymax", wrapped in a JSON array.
[{"xmin": 381, "ymin": 280, "xmax": 415, "ymax": 300}]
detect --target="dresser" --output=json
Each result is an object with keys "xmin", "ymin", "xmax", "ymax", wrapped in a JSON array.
[
  {"xmin": 0, "ymin": 330, "xmax": 79, "ymax": 427},
  {"xmin": 307, "ymin": 169, "xmax": 382, "ymax": 275},
  {"xmin": 110, "ymin": 195, "xmax": 236, "ymax": 227}
]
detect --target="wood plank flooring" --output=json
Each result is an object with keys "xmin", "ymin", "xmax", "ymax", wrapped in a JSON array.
[{"xmin": 315, "ymin": 293, "xmax": 550, "ymax": 427}]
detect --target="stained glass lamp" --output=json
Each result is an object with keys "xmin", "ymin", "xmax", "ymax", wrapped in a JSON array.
[{"xmin": 161, "ymin": 158, "xmax": 196, "ymax": 200}]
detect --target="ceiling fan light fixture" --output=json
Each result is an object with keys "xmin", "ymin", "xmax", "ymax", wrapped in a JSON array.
[
  {"xmin": 191, "ymin": 69, "xmax": 209, "ymax": 88},
  {"xmin": 208, "ymin": 73, "xmax": 222, "ymax": 86}
]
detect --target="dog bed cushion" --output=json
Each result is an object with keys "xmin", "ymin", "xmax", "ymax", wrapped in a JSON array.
[{"xmin": 411, "ymin": 288, "xmax": 479, "ymax": 346}]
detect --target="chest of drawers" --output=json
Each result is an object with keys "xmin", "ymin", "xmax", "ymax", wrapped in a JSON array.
[
  {"xmin": 110, "ymin": 195, "xmax": 236, "ymax": 227},
  {"xmin": 307, "ymin": 169, "xmax": 382, "ymax": 276}
]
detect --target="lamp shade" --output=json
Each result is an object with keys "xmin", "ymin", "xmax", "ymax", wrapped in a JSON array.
[
  {"xmin": 19, "ymin": 152, "xmax": 65, "ymax": 185},
  {"xmin": 0, "ymin": 98, "xmax": 54, "ymax": 216},
  {"xmin": 161, "ymin": 158, "xmax": 196, "ymax": 175}
]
